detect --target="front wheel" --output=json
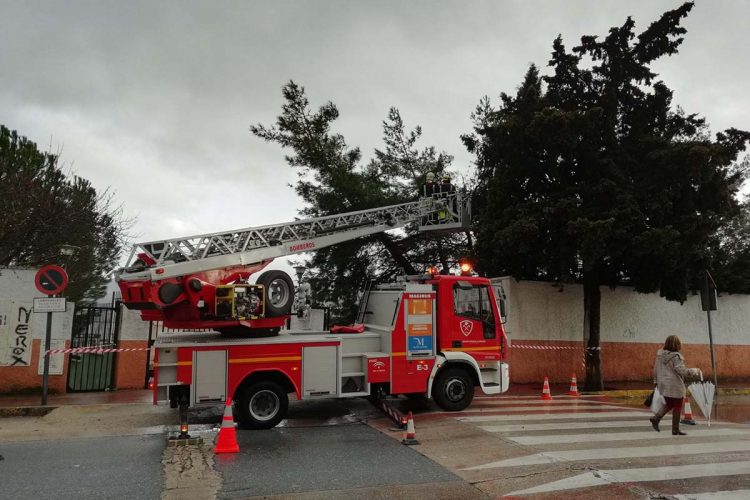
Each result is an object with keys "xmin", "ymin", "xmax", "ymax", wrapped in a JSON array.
[
  {"xmin": 235, "ymin": 381, "xmax": 289, "ymax": 429},
  {"xmin": 432, "ymin": 367, "xmax": 474, "ymax": 411}
]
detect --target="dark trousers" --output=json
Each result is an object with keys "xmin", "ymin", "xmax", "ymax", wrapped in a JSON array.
[{"xmin": 654, "ymin": 396, "xmax": 684, "ymax": 431}]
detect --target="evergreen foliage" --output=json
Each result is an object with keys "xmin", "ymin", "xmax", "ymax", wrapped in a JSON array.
[
  {"xmin": 463, "ymin": 2, "xmax": 749, "ymax": 389},
  {"xmin": 252, "ymin": 82, "xmax": 470, "ymax": 322},
  {"xmin": 0, "ymin": 125, "xmax": 128, "ymax": 302}
]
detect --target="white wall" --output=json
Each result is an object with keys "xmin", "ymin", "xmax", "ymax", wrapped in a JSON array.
[
  {"xmin": 118, "ymin": 307, "xmax": 151, "ymax": 341},
  {"xmin": 494, "ymin": 277, "xmax": 750, "ymax": 346},
  {"xmin": 0, "ymin": 267, "xmax": 73, "ymax": 369},
  {"xmin": 0, "ymin": 267, "xmax": 73, "ymax": 342}
]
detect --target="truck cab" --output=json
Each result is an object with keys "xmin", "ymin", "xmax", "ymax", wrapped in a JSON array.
[{"xmin": 362, "ymin": 273, "xmax": 509, "ymax": 411}]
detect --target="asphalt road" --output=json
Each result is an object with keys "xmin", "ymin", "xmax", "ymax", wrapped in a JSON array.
[
  {"xmin": 0, "ymin": 434, "xmax": 164, "ymax": 499},
  {"xmin": 215, "ymin": 423, "xmax": 463, "ymax": 498},
  {"xmin": 4, "ymin": 392, "xmax": 750, "ymax": 499}
]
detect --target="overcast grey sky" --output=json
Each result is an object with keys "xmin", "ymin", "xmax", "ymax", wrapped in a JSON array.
[{"xmin": 1, "ymin": 1, "xmax": 748, "ymax": 254}]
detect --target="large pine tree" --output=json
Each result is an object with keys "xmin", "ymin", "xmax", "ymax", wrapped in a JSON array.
[{"xmin": 464, "ymin": 2, "xmax": 749, "ymax": 390}]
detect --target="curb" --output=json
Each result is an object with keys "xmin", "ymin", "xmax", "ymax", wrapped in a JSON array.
[{"xmin": 0, "ymin": 406, "xmax": 57, "ymax": 417}]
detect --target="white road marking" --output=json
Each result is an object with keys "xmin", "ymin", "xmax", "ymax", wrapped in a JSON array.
[
  {"xmin": 478, "ymin": 419, "xmax": 657, "ymax": 433},
  {"xmin": 462, "ymin": 439, "xmax": 750, "ymax": 469},
  {"xmin": 508, "ymin": 460, "xmax": 750, "ymax": 496},
  {"xmin": 510, "ymin": 427, "xmax": 748, "ymax": 445},
  {"xmin": 459, "ymin": 411, "xmax": 647, "ymax": 423},
  {"xmin": 674, "ymin": 490, "xmax": 750, "ymax": 499},
  {"xmin": 456, "ymin": 404, "xmax": 627, "ymax": 413},
  {"xmin": 475, "ymin": 395, "xmax": 596, "ymax": 400},
  {"xmin": 471, "ymin": 399, "xmax": 612, "ymax": 406}
]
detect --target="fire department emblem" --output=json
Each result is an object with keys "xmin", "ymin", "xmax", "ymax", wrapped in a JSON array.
[{"xmin": 460, "ymin": 320, "xmax": 473, "ymax": 336}]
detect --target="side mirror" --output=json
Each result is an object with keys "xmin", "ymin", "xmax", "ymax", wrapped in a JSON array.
[
  {"xmin": 493, "ymin": 284, "xmax": 508, "ymax": 324},
  {"xmin": 498, "ymin": 298, "xmax": 507, "ymax": 324}
]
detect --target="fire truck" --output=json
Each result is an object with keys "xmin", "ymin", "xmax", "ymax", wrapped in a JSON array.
[{"xmin": 116, "ymin": 192, "xmax": 510, "ymax": 429}]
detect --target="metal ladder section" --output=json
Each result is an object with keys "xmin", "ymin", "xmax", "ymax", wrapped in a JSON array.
[
  {"xmin": 355, "ymin": 279, "xmax": 375, "ymax": 324},
  {"xmin": 122, "ymin": 192, "xmax": 468, "ymax": 280}
]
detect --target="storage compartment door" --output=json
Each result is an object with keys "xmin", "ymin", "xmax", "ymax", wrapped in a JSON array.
[
  {"xmin": 302, "ymin": 346, "xmax": 338, "ymax": 398},
  {"xmin": 192, "ymin": 350, "xmax": 227, "ymax": 405}
]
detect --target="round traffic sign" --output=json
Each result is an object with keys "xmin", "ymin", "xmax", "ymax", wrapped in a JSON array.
[{"xmin": 35, "ymin": 265, "xmax": 69, "ymax": 296}]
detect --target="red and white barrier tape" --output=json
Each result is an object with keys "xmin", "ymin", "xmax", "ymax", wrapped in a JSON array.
[
  {"xmin": 45, "ymin": 347, "xmax": 150, "ymax": 355},
  {"xmin": 511, "ymin": 344, "xmax": 600, "ymax": 350},
  {"xmin": 48, "ymin": 344, "xmax": 601, "ymax": 356},
  {"xmin": 511, "ymin": 344, "xmax": 601, "ymax": 369}
]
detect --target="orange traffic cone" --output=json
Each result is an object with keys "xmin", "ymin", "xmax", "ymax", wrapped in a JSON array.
[
  {"xmin": 567, "ymin": 373, "xmax": 581, "ymax": 397},
  {"xmin": 402, "ymin": 411, "xmax": 419, "ymax": 445},
  {"xmin": 541, "ymin": 376, "xmax": 553, "ymax": 400},
  {"xmin": 215, "ymin": 398, "xmax": 240, "ymax": 454},
  {"xmin": 681, "ymin": 396, "xmax": 697, "ymax": 425}
]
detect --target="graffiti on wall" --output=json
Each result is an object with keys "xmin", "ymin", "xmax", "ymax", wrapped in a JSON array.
[{"xmin": 0, "ymin": 301, "xmax": 34, "ymax": 366}]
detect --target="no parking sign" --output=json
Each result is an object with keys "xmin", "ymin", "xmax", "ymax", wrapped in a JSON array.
[{"xmin": 35, "ymin": 265, "xmax": 69, "ymax": 296}]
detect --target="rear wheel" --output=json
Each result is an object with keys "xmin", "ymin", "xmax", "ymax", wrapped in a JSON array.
[
  {"xmin": 257, "ymin": 270, "xmax": 294, "ymax": 317},
  {"xmin": 235, "ymin": 380, "xmax": 288, "ymax": 429},
  {"xmin": 432, "ymin": 367, "xmax": 474, "ymax": 411}
]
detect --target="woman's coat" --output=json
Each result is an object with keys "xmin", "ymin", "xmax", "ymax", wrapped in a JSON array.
[{"xmin": 653, "ymin": 349, "xmax": 699, "ymax": 398}]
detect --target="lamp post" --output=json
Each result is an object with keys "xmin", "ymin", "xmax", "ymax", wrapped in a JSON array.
[
  {"xmin": 293, "ymin": 265, "xmax": 308, "ymax": 321},
  {"xmin": 293, "ymin": 265, "xmax": 306, "ymax": 285},
  {"xmin": 59, "ymin": 244, "xmax": 79, "ymax": 268}
]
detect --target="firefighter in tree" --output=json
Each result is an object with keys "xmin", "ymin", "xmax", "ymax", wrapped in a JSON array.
[
  {"xmin": 422, "ymin": 172, "xmax": 437, "ymax": 197},
  {"xmin": 437, "ymin": 174, "xmax": 455, "ymax": 221}
]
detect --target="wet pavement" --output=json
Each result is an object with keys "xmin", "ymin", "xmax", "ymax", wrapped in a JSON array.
[
  {"xmin": 4, "ymin": 386, "xmax": 750, "ymax": 498},
  {"xmin": 215, "ymin": 424, "xmax": 471, "ymax": 498},
  {"xmin": 0, "ymin": 389, "xmax": 153, "ymax": 408},
  {"xmin": 0, "ymin": 434, "xmax": 164, "ymax": 499}
]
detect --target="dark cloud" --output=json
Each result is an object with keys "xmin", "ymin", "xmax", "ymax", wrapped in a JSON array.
[{"xmin": 1, "ymin": 0, "xmax": 747, "ymax": 247}]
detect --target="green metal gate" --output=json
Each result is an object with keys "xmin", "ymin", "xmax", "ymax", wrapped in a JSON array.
[{"xmin": 67, "ymin": 304, "xmax": 120, "ymax": 392}]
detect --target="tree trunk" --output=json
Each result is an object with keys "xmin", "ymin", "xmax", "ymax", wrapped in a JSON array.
[
  {"xmin": 376, "ymin": 234, "xmax": 417, "ymax": 275},
  {"xmin": 583, "ymin": 264, "xmax": 604, "ymax": 391},
  {"xmin": 436, "ymin": 238, "xmax": 450, "ymax": 275},
  {"xmin": 464, "ymin": 230, "xmax": 474, "ymax": 252}
]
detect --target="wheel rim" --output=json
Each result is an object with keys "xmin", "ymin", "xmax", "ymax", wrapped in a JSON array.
[
  {"xmin": 249, "ymin": 390, "xmax": 280, "ymax": 421},
  {"xmin": 444, "ymin": 377, "xmax": 467, "ymax": 402},
  {"xmin": 267, "ymin": 278, "xmax": 291, "ymax": 308}
]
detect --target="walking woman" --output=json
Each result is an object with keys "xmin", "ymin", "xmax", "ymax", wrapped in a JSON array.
[{"xmin": 650, "ymin": 335, "xmax": 701, "ymax": 435}]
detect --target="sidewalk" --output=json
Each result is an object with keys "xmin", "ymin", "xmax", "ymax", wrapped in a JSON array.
[{"xmin": 0, "ymin": 389, "xmax": 152, "ymax": 410}]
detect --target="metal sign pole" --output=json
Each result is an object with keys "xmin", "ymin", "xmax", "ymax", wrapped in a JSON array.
[
  {"xmin": 35, "ymin": 264, "xmax": 70, "ymax": 406},
  {"xmin": 41, "ymin": 309, "xmax": 53, "ymax": 406},
  {"xmin": 703, "ymin": 271, "xmax": 719, "ymax": 388},
  {"xmin": 706, "ymin": 308, "xmax": 718, "ymax": 389}
]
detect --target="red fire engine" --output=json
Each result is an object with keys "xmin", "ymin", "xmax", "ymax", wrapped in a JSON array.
[{"xmin": 116, "ymin": 192, "xmax": 509, "ymax": 428}]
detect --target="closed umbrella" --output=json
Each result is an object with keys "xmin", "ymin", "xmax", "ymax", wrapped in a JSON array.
[{"xmin": 688, "ymin": 371, "xmax": 716, "ymax": 427}]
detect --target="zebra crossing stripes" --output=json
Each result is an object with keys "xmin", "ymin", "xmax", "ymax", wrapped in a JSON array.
[
  {"xmin": 459, "ymin": 410, "xmax": 648, "ymax": 422},
  {"xmin": 454, "ymin": 395, "xmax": 750, "ymax": 498},
  {"xmin": 507, "ymin": 460, "xmax": 750, "ymax": 496},
  {"xmin": 475, "ymin": 394, "xmax": 598, "ymax": 398},
  {"xmin": 509, "ymin": 427, "xmax": 748, "ymax": 445},
  {"xmin": 674, "ymin": 490, "xmax": 750, "ymax": 499},
  {"xmin": 455, "ymin": 403, "xmax": 626, "ymax": 413},
  {"xmin": 478, "ymin": 419, "xmax": 656, "ymax": 432},
  {"xmin": 470, "ymin": 398, "xmax": 612, "ymax": 406},
  {"xmin": 463, "ymin": 440, "xmax": 750, "ymax": 469}
]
